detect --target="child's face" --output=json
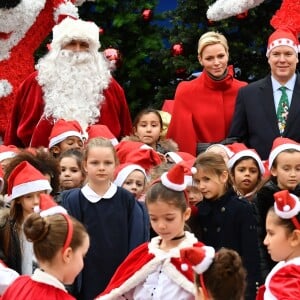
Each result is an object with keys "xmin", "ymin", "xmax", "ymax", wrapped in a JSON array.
[
  {"xmin": 232, "ymin": 158, "xmax": 260, "ymax": 196},
  {"xmin": 59, "ymin": 157, "xmax": 84, "ymax": 190},
  {"xmin": 84, "ymin": 146, "xmax": 116, "ymax": 186},
  {"xmin": 186, "ymin": 185, "xmax": 203, "ymax": 206},
  {"xmin": 271, "ymin": 151, "xmax": 300, "ymax": 190},
  {"xmin": 133, "ymin": 112, "xmax": 161, "ymax": 148},
  {"xmin": 62, "ymin": 234, "xmax": 90, "ymax": 285},
  {"xmin": 193, "ymin": 167, "xmax": 227, "ymax": 200},
  {"xmin": 18, "ymin": 191, "xmax": 42, "ymax": 218},
  {"xmin": 122, "ymin": 170, "xmax": 146, "ymax": 199},
  {"xmin": 264, "ymin": 210, "xmax": 295, "ymax": 262},
  {"xmin": 59, "ymin": 136, "xmax": 84, "ymax": 153},
  {"xmin": 147, "ymin": 199, "xmax": 190, "ymax": 242}
]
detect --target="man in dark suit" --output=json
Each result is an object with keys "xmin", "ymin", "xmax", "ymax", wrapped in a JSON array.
[{"xmin": 228, "ymin": 28, "xmax": 300, "ymax": 160}]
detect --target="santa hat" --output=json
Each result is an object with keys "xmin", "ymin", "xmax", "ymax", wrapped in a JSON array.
[
  {"xmin": 0, "ymin": 145, "xmax": 19, "ymax": 162},
  {"xmin": 205, "ymin": 144, "xmax": 235, "ymax": 159},
  {"xmin": 49, "ymin": 119, "xmax": 83, "ymax": 149},
  {"xmin": 177, "ymin": 159, "xmax": 197, "ymax": 186},
  {"xmin": 114, "ymin": 163, "xmax": 147, "ymax": 187},
  {"xmin": 180, "ymin": 246, "xmax": 215, "ymax": 274},
  {"xmin": 266, "ymin": 29, "xmax": 299, "ymax": 57},
  {"xmin": 7, "ymin": 161, "xmax": 52, "ymax": 201},
  {"xmin": 51, "ymin": 17, "xmax": 100, "ymax": 53},
  {"xmin": 115, "ymin": 140, "xmax": 152, "ymax": 164},
  {"xmin": 165, "ymin": 151, "xmax": 196, "ymax": 164},
  {"xmin": 268, "ymin": 137, "xmax": 300, "ymax": 169},
  {"xmin": 87, "ymin": 125, "xmax": 119, "ymax": 146},
  {"xmin": 125, "ymin": 148, "xmax": 162, "ymax": 174},
  {"xmin": 274, "ymin": 190, "xmax": 300, "ymax": 221},
  {"xmin": 34, "ymin": 194, "xmax": 68, "ymax": 217},
  {"xmin": 54, "ymin": 1, "xmax": 79, "ymax": 24},
  {"xmin": 228, "ymin": 149, "xmax": 265, "ymax": 175},
  {"xmin": 161, "ymin": 163, "xmax": 187, "ymax": 192}
]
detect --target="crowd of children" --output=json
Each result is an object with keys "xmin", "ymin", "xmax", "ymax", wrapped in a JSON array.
[{"xmin": 0, "ymin": 107, "xmax": 300, "ymax": 300}]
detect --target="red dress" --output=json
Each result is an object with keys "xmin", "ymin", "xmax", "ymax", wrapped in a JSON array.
[{"xmin": 166, "ymin": 66, "xmax": 247, "ymax": 155}]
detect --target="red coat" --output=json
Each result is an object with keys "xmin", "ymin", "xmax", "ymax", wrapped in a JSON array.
[
  {"xmin": 166, "ymin": 66, "xmax": 247, "ymax": 155},
  {"xmin": 4, "ymin": 71, "xmax": 132, "ymax": 148}
]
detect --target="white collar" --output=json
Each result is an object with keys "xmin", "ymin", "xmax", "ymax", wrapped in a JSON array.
[
  {"xmin": 81, "ymin": 182, "xmax": 117, "ymax": 203},
  {"xmin": 31, "ymin": 268, "xmax": 67, "ymax": 292},
  {"xmin": 271, "ymin": 73, "xmax": 296, "ymax": 91}
]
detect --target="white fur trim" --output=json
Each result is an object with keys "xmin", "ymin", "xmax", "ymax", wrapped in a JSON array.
[
  {"xmin": 40, "ymin": 206, "xmax": 68, "ymax": 217},
  {"xmin": 161, "ymin": 172, "xmax": 186, "ymax": 191},
  {"xmin": 166, "ymin": 152, "xmax": 183, "ymax": 163},
  {"xmin": 10, "ymin": 180, "xmax": 52, "ymax": 201},
  {"xmin": 0, "ymin": 80, "xmax": 13, "ymax": 98},
  {"xmin": 269, "ymin": 143, "xmax": 300, "ymax": 168},
  {"xmin": 274, "ymin": 193, "xmax": 300, "ymax": 219},
  {"xmin": 228, "ymin": 149, "xmax": 265, "ymax": 175},
  {"xmin": 110, "ymin": 138, "xmax": 119, "ymax": 147},
  {"xmin": 114, "ymin": 164, "xmax": 147, "ymax": 187},
  {"xmin": 193, "ymin": 246, "xmax": 215, "ymax": 274},
  {"xmin": 266, "ymin": 38, "xmax": 298, "ymax": 57},
  {"xmin": 53, "ymin": 1, "xmax": 79, "ymax": 23},
  {"xmin": 0, "ymin": 151, "xmax": 17, "ymax": 162},
  {"xmin": 49, "ymin": 130, "xmax": 83, "ymax": 148},
  {"xmin": 206, "ymin": 0, "xmax": 265, "ymax": 21}
]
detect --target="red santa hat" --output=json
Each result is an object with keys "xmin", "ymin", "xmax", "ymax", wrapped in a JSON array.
[
  {"xmin": 180, "ymin": 245, "xmax": 215, "ymax": 274},
  {"xmin": 115, "ymin": 140, "xmax": 152, "ymax": 164},
  {"xmin": 228, "ymin": 149, "xmax": 265, "ymax": 175},
  {"xmin": 51, "ymin": 17, "xmax": 100, "ymax": 53},
  {"xmin": 87, "ymin": 125, "xmax": 119, "ymax": 146},
  {"xmin": 177, "ymin": 159, "xmax": 197, "ymax": 186},
  {"xmin": 268, "ymin": 137, "xmax": 300, "ymax": 169},
  {"xmin": 114, "ymin": 163, "xmax": 147, "ymax": 187},
  {"xmin": 7, "ymin": 161, "xmax": 52, "ymax": 201},
  {"xmin": 125, "ymin": 148, "xmax": 162, "ymax": 174},
  {"xmin": 0, "ymin": 145, "xmax": 19, "ymax": 162},
  {"xmin": 274, "ymin": 190, "xmax": 300, "ymax": 224},
  {"xmin": 34, "ymin": 193, "xmax": 68, "ymax": 217},
  {"xmin": 165, "ymin": 151, "xmax": 196, "ymax": 164},
  {"xmin": 161, "ymin": 163, "xmax": 187, "ymax": 192},
  {"xmin": 49, "ymin": 119, "xmax": 83, "ymax": 149}
]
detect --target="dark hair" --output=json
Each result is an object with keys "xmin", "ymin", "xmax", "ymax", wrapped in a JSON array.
[
  {"xmin": 195, "ymin": 248, "xmax": 246, "ymax": 300},
  {"xmin": 145, "ymin": 182, "xmax": 188, "ymax": 213},
  {"xmin": 133, "ymin": 108, "xmax": 163, "ymax": 130},
  {"xmin": 272, "ymin": 149, "xmax": 300, "ymax": 168},
  {"xmin": 3, "ymin": 148, "xmax": 60, "ymax": 196},
  {"xmin": 24, "ymin": 213, "xmax": 88, "ymax": 262},
  {"xmin": 59, "ymin": 148, "xmax": 85, "ymax": 177},
  {"xmin": 268, "ymin": 206, "xmax": 300, "ymax": 234},
  {"xmin": 84, "ymin": 137, "xmax": 118, "ymax": 163},
  {"xmin": 194, "ymin": 152, "xmax": 232, "ymax": 188}
]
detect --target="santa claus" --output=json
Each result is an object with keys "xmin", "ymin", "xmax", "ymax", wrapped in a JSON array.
[
  {"xmin": 4, "ymin": 17, "xmax": 132, "ymax": 148},
  {"xmin": 0, "ymin": 0, "xmax": 91, "ymax": 140}
]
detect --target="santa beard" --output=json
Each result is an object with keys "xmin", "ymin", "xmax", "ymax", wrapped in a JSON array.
[{"xmin": 36, "ymin": 49, "xmax": 111, "ymax": 131}]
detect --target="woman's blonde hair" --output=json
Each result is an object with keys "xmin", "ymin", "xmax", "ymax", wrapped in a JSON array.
[{"xmin": 198, "ymin": 31, "xmax": 229, "ymax": 58}]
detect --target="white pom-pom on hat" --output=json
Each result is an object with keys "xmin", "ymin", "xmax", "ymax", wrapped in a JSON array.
[{"xmin": 274, "ymin": 190, "xmax": 300, "ymax": 219}]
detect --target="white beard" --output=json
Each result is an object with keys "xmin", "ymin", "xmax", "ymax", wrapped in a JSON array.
[{"xmin": 36, "ymin": 49, "xmax": 111, "ymax": 131}]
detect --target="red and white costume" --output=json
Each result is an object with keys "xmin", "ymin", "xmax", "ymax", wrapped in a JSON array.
[
  {"xmin": 96, "ymin": 231, "xmax": 201, "ymax": 300},
  {"xmin": 256, "ymin": 257, "xmax": 300, "ymax": 300},
  {"xmin": 0, "ymin": 0, "xmax": 80, "ymax": 139},
  {"xmin": 2, "ymin": 268, "xmax": 74, "ymax": 299}
]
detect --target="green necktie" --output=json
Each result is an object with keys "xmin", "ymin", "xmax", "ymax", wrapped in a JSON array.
[{"xmin": 277, "ymin": 86, "xmax": 289, "ymax": 134}]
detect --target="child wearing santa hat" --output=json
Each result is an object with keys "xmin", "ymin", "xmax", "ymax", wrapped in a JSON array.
[
  {"xmin": 2, "ymin": 194, "xmax": 90, "ymax": 300},
  {"xmin": 0, "ymin": 161, "xmax": 52, "ymax": 276},
  {"xmin": 180, "ymin": 246, "xmax": 246, "ymax": 300},
  {"xmin": 60, "ymin": 137, "xmax": 149, "ymax": 299},
  {"xmin": 255, "ymin": 137, "xmax": 300, "ymax": 280},
  {"xmin": 48, "ymin": 119, "xmax": 84, "ymax": 158},
  {"xmin": 96, "ymin": 163, "xmax": 203, "ymax": 300},
  {"xmin": 256, "ymin": 190, "xmax": 300, "ymax": 300},
  {"xmin": 193, "ymin": 152, "xmax": 261, "ymax": 300}
]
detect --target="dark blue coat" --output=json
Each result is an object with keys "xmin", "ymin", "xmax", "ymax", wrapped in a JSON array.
[
  {"xmin": 196, "ymin": 189, "xmax": 261, "ymax": 300},
  {"xmin": 61, "ymin": 187, "xmax": 149, "ymax": 300}
]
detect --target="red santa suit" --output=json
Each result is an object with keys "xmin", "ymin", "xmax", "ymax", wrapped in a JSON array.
[
  {"xmin": 166, "ymin": 66, "xmax": 247, "ymax": 156},
  {"xmin": 0, "ymin": 0, "xmax": 79, "ymax": 139},
  {"xmin": 96, "ymin": 231, "xmax": 201, "ymax": 300},
  {"xmin": 0, "ymin": 260, "xmax": 19, "ymax": 297},
  {"xmin": 256, "ymin": 257, "xmax": 300, "ymax": 300},
  {"xmin": 2, "ymin": 268, "xmax": 74, "ymax": 300}
]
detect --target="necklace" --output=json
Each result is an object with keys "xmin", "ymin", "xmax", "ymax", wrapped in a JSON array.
[{"xmin": 171, "ymin": 233, "xmax": 185, "ymax": 241}]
